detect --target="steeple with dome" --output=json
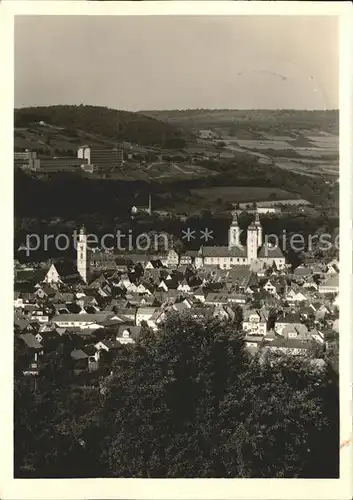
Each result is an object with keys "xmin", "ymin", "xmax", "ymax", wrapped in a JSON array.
[{"xmin": 228, "ymin": 211, "xmax": 241, "ymax": 249}]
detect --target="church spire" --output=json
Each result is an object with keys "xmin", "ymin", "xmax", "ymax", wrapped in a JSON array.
[
  {"xmin": 254, "ymin": 212, "xmax": 263, "ymax": 247},
  {"xmin": 231, "ymin": 210, "xmax": 239, "ymax": 225},
  {"xmin": 77, "ymin": 225, "xmax": 88, "ymax": 283},
  {"xmin": 228, "ymin": 211, "xmax": 241, "ymax": 248}
]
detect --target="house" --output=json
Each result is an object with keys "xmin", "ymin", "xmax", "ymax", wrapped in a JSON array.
[
  {"xmin": 137, "ymin": 282, "xmax": 154, "ymax": 295},
  {"xmin": 70, "ymin": 349, "xmax": 89, "ymax": 371},
  {"xmin": 177, "ymin": 280, "xmax": 191, "ymax": 293},
  {"xmin": 126, "ymin": 293, "xmax": 146, "ymax": 307},
  {"xmin": 77, "ymin": 295, "xmax": 99, "ymax": 309},
  {"xmin": 332, "ymin": 293, "xmax": 339, "ymax": 308},
  {"xmin": 14, "ymin": 318, "xmax": 35, "ymax": 333},
  {"xmin": 281, "ymin": 324, "xmax": 311, "ymax": 342},
  {"xmin": 18, "ymin": 333, "xmax": 44, "ymax": 375},
  {"xmin": 244, "ymin": 335, "xmax": 265, "ymax": 349},
  {"xmin": 172, "ymin": 302, "xmax": 190, "ymax": 313},
  {"xmin": 44, "ymin": 261, "xmax": 79, "ymax": 285},
  {"xmin": 199, "ymin": 213, "xmax": 286, "ymax": 270},
  {"xmin": 309, "ymin": 302, "xmax": 330, "ymax": 319},
  {"xmin": 89, "ymin": 274, "xmax": 108, "ymax": 289},
  {"xmin": 166, "ymin": 249, "xmax": 179, "ymax": 267},
  {"xmin": 204, "ymin": 293, "xmax": 228, "ymax": 306},
  {"xmin": 226, "ymin": 266, "xmax": 258, "ymax": 292},
  {"xmin": 22, "ymin": 303, "xmax": 40, "ymax": 316},
  {"xmin": 52, "ymin": 313, "xmax": 115, "ymax": 330},
  {"xmin": 302, "ymin": 275, "xmax": 318, "ymax": 289},
  {"xmin": 192, "ymin": 288, "xmax": 206, "ymax": 303},
  {"xmin": 19, "ymin": 333, "xmax": 43, "ymax": 351},
  {"xmin": 148, "ymin": 309, "xmax": 165, "ymax": 329},
  {"xmin": 326, "ymin": 260, "xmax": 339, "ymax": 275},
  {"xmin": 242, "ymin": 309, "xmax": 267, "ymax": 336},
  {"xmin": 300, "ymin": 306, "xmax": 315, "ymax": 320},
  {"xmin": 116, "ymin": 274, "xmax": 131, "ymax": 290},
  {"xmin": 35, "ymin": 329, "xmax": 61, "ymax": 349},
  {"xmin": 227, "ymin": 293, "xmax": 247, "ymax": 305},
  {"xmin": 213, "ymin": 305, "xmax": 233, "ymax": 321},
  {"xmin": 95, "ymin": 339, "xmax": 122, "ymax": 353},
  {"xmin": 285, "ymin": 288, "xmax": 308, "ymax": 303},
  {"xmin": 29, "ymin": 309, "xmax": 50, "ymax": 323},
  {"xmin": 274, "ymin": 313, "xmax": 303, "ymax": 335},
  {"xmin": 135, "ymin": 307, "xmax": 158, "ymax": 326},
  {"xmin": 293, "ymin": 265, "xmax": 313, "ymax": 278},
  {"xmin": 262, "ymin": 280, "xmax": 277, "ymax": 295},
  {"xmin": 44, "ymin": 263, "xmax": 63, "ymax": 284},
  {"xmin": 158, "ymin": 280, "xmax": 169, "ymax": 292},
  {"xmin": 145, "ymin": 259, "xmax": 163, "ymax": 270},
  {"xmin": 319, "ymin": 328, "xmax": 338, "ymax": 350},
  {"xmin": 97, "ymin": 284, "xmax": 112, "ymax": 298},
  {"xmin": 318, "ymin": 275, "xmax": 339, "ymax": 294},
  {"xmin": 182, "ymin": 298, "xmax": 194, "ymax": 308},
  {"xmin": 308, "ymin": 328, "xmax": 325, "ymax": 345},
  {"xmin": 189, "ymin": 307, "xmax": 214, "ymax": 320},
  {"xmin": 263, "ymin": 329, "xmax": 278, "ymax": 342},
  {"xmin": 179, "ymin": 254, "xmax": 193, "ymax": 266},
  {"xmin": 264, "ymin": 337, "xmax": 309, "ymax": 356},
  {"xmin": 115, "ymin": 308, "xmax": 136, "ymax": 323},
  {"xmin": 144, "ymin": 268, "xmax": 162, "ymax": 282}
]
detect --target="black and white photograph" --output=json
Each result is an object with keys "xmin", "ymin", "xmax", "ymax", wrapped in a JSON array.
[{"xmin": 1, "ymin": 1, "xmax": 352, "ymax": 499}]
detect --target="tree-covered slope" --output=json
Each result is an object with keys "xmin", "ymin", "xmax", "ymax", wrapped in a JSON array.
[{"xmin": 14, "ymin": 105, "xmax": 187, "ymax": 148}]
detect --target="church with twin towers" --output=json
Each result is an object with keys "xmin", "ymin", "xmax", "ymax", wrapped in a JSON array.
[{"xmin": 75, "ymin": 212, "xmax": 286, "ymax": 283}]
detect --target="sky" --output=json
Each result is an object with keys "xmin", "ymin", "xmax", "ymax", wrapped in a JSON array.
[{"xmin": 15, "ymin": 15, "xmax": 338, "ymax": 111}]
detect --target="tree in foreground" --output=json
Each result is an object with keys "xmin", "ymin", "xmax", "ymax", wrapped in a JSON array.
[{"xmin": 96, "ymin": 312, "xmax": 339, "ymax": 478}]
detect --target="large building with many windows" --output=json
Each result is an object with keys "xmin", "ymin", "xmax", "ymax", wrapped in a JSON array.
[{"xmin": 77, "ymin": 145, "xmax": 123, "ymax": 170}]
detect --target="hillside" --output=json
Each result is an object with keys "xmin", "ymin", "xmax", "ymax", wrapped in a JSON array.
[{"xmin": 14, "ymin": 105, "xmax": 187, "ymax": 152}]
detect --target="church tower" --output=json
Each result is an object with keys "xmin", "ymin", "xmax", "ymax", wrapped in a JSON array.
[
  {"xmin": 228, "ymin": 211, "xmax": 241, "ymax": 249},
  {"xmin": 77, "ymin": 226, "xmax": 89, "ymax": 283},
  {"xmin": 247, "ymin": 219, "xmax": 258, "ymax": 262},
  {"xmin": 254, "ymin": 212, "xmax": 263, "ymax": 247}
]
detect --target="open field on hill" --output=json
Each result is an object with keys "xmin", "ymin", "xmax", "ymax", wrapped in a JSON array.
[
  {"xmin": 101, "ymin": 161, "xmax": 215, "ymax": 182},
  {"xmin": 15, "ymin": 125, "xmax": 118, "ymax": 156},
  {"xmin": 141, "ymin": 109, "xmax": 339, "ymax": 180}
]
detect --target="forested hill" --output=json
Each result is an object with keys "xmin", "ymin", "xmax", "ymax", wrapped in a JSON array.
[{"xmin": 14, "ymin": 105, "xmax": 187, "ymax": 148}]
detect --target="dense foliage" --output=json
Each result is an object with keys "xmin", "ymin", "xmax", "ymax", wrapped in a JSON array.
[
  {"xmin": 14, "ymin": 166, "xmax": 338, "ymax": 265},
  {"xmin": 14, "ymin": 313, "xmax": 339, "ymax": 478}
]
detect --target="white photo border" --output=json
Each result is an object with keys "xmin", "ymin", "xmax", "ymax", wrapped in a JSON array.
[{"xmin": 0, "ymin": 2, "xmax": 352, "ymax": 499}]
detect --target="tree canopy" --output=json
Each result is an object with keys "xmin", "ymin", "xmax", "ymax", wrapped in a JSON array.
[{"xmin": 14, "ymin": 312, "xmax": 339, "ymax": 478}]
